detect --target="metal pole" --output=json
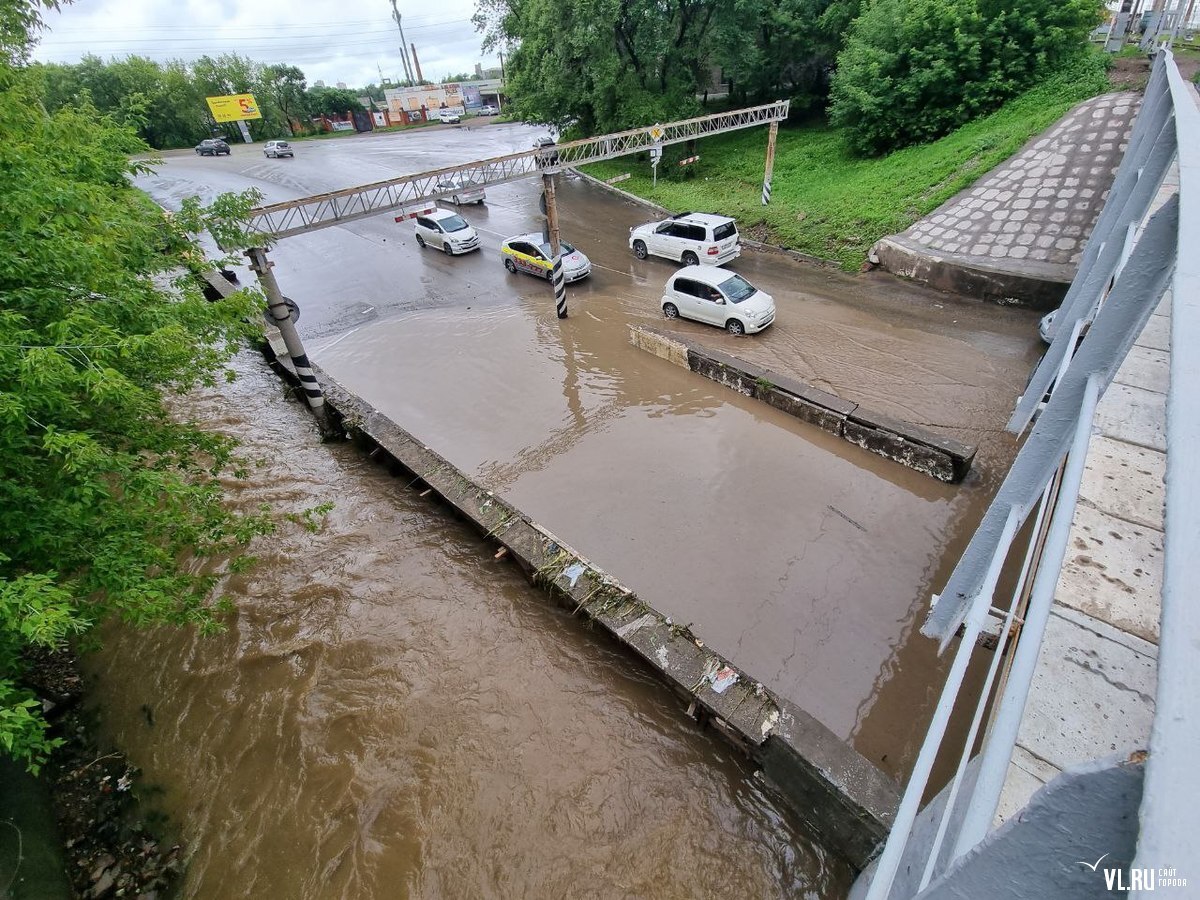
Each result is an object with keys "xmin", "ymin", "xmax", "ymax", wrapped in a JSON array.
[
  {"xmin": 246, "ymin": 246, "xmax": 336, "ymax": 437},
  {"xmin": 542, "ymin": 172, "xmax": 568, "ymax": 319},
  {"xmin": 762, "ymin": 120, "xmax": 779, "ymax": 205},
  {"xmin": 389, "ymin": 0, "xmax": 413, "ymax": 84}
]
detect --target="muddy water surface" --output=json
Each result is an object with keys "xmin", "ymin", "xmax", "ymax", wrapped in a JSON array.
[{"xmin": 89, "ymin": 358, "xmax": 852, "ymax": 899}]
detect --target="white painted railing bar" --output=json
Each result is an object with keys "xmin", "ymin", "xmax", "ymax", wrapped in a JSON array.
[
  {"xmin": 862, "ymin": 509, "xmax": 1021, "ymax": 900},
  {"xmin": 1128, "ymin": 48, "xmax": 1200, "ymax": 898},
  {"xmin": 916, "ymin": 476, "xmax": 1056, "ymax": 890},
  {"xmin": 948, "ymin": 374, "xmax": 1103, "ymax": 860}
]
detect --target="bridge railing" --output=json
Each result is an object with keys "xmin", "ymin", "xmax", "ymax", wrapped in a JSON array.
[{"xmin": 861, "ymin": 48, "xmax": 1197, "ymax": 899}]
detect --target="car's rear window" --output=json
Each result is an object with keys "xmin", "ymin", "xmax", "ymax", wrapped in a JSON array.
[
  {"xmin": 277, "ymin": 142, "xmax": 289, "ymax": 148},
  {"xmin": 713, "ymin": 222, "xmax": 737, "ymax": 242}
]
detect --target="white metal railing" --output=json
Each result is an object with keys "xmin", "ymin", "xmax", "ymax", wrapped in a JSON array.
[
  {"xmin": 244, "ymin": 102, "xmax": 788, "ymax": 240},
  {"xmin": 863, "ymin": 48, "xmax": 1194, "ymax": 899}
]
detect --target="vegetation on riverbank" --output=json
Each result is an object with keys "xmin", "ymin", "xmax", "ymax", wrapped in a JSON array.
[{"xmin": 581, "ymin": 52, "xmax": 1113, "ymax": 270}]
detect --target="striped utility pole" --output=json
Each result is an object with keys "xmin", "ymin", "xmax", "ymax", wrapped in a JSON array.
[
  {"xmin": 542, "ymin": 172, "xmax": 568, "ymax": 319},
  {"xmin": 246, "ymin": 247, "xmax": 336, "ymax": 437},
  {"xmin": 762, "ymin": 119, "xmax": 779, "ymax": 205}
]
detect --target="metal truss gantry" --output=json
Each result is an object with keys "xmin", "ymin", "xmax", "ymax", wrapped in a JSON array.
[{"xmin": 244, "ymin": 101, "xmax": 790, "ymax": 241}]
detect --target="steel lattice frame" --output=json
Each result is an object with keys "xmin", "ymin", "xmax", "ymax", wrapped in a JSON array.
[{"xmin": 245, "ymin": 101, "xmax": 789, "ymax": 241}]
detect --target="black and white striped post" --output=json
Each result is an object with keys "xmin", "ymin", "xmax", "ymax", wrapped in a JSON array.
[
  {"xmin": 762, "ymin": 120, "xmax": 779, "ymax": 206},
  {"xmin": 246, "ymin": 246, "xmax": 336, "ymax": 437},
  {"xmin": 542, "ymin": 172, "xmax": 568, "ymax": 319}
]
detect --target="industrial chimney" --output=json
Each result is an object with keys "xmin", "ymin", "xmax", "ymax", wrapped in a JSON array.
[{"xmin": 411, "ymin": 43, "xmax": 424, "ymax": 83}]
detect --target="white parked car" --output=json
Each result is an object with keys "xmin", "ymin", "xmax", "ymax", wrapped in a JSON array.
[
  {"xmin": 414, "ymin": 208, "xmax": 480, "ymax": 255},
  {"xmin": 437, "ymin": 109, "xmax": 461, "ymax": 124},
  {"xmin": 263, "ymin": 140, "xmax": 293, "ymax": 158},
  {"xmin": 477, "ymin": 105, "xmax": 498, "ymax": 116},
  {"xmin": 661, "ymin": 265, "xmax": 774, "ymax": 335},
  {"xmin": 436, "ymin": 177, "xmax": 486, "ymax": 205},
  {"xmin": 630, "ymin": 212, "xmax": 741, "ymax": 266}
]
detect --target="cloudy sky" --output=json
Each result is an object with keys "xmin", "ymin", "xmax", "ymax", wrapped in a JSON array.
[{"xmin": 31, "ymin": 0, "xmax": 502, "ymax": 89}]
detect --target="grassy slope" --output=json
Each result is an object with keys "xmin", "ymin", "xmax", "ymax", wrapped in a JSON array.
[{"xmin": 581, "ymin": 55, "xmax": 1113, "ymax": 270}]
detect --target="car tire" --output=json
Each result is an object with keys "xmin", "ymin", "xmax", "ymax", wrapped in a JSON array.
[
  {"xmin": 443, "ymin": 243, "xmax": 453, "ymax": 255},
  {"xmin": 477, "ymin": 199, "xmax": 485, "ymax": 205},
  {"xmin": 633, "ymin": 240, "xmax": 647, "ymax": 260},
  {"xmin": 682, "ymin": 251, "xmax": 699, "ymax": 267},
  {"xmin": 415, "ymin": 235, "xmax": 425, "ymax": 248},
  {"xmin": 725, "ymin": 319, "xmax": 745, "ymax": 335},
  {"xmin": 663, "ymin": 303, "xmax": 679, "ymax": 319},
  {"xmin": 504, "ymin": 258, "xmax": 517, "ymax": 273},
  {"xmin": 451, "ymin": 195, "xmax": 460, "ymax": 204}
]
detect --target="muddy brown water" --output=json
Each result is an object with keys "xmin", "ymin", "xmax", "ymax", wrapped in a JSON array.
[
  {"xmin": 138, "ymin": 136, "xmax": 1045, "ymax": 787},
  {"xmin": 88, "ymin": 358, "xmax": 854, "ymax": 899}
]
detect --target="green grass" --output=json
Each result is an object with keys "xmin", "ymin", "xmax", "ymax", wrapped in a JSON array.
[{"xmin": 581, "ymin": 55, "xmax": 1112, "ymax": 270}]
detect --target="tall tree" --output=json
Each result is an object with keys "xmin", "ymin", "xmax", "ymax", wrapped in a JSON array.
[
  {"xmin": 1, "ymin": 1, "xmax": 272, "ymax": 770},
  {"xmin": 262, "ymin": 63, "xmax": 308, "ymax": 135},
  {"xmin": 475, "ymin": 0, "xmax": 721, "ymax": 134}
]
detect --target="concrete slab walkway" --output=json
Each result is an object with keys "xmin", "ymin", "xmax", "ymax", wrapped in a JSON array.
[{"xmin": 872, "ymin": 92, "xmax": 1140, "ymax": 308}]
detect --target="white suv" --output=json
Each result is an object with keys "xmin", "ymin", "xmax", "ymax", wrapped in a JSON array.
[
  {"xmin": 414, "ymin": 208, "xmax": 480, "ymax": 255},
  {"xmin": 630, "ymin": 212, "xmax": 740, "ymax": 266}
]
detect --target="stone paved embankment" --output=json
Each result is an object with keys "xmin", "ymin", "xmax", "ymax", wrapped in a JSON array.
[{"xmin": 872, "ymin": 92, "xmax": 1140, "ymax": 308}]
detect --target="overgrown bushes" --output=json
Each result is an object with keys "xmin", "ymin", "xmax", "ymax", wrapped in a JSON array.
[{"xmin": 829, "ymin": 0, "xmax": 1104, "ymax": 155}]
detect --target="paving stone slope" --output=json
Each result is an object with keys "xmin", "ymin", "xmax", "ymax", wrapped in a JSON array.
[{"xmin": 872, "ymin": 92, "xmax": 1140, "ymax": 308}]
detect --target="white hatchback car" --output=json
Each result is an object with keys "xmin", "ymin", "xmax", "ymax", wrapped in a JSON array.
[
  {"xmin": 263, "ymin": 140, "xmax": 293, "ymax": 158},
  {"xmin": 661, "ymin": 265, "xmax": 774, "ymax": 335},
  {"xmin": 414, "ymin": 208, "xmax": 480, "ymax": 255},
  {"xmin": 630, "ymin": 212, "xmax": 740, "ymax": 266},
  {"xmin": 436, "ymin": 177, "xmax": 486, "ymax": 205}
]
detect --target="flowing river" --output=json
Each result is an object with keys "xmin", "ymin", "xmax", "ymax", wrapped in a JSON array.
[{"xmin": 86, "ymin": 355, "xmax": 853, "ymax": 898}]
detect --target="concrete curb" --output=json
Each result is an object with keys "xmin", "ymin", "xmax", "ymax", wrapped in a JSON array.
[
  {"xmin": 872, "ymin": 237, "xmax": 1068, "ymax": 311},
  {"xmin": 631, "ymin": 325, "xmax": 977, "ymax": 482},
  {"xmin": 570, "ymin": 169, "xmax": 843, "ymax": 269},
  {"xmin": 254, "ymin": 328, "xmax": 899, "ymax": 870}
]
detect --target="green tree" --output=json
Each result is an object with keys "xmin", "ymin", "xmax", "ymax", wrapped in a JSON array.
[
  {"xmin": 305, "ymin": 85, "xmax": 364, "ymax": 117},
  {"xmin": 262, "ymin": 63, "xmax": 309, "ymax": 135},
  {"xmin": 711, "ymin": 0, "xmax": 860, "ymax": 109},
  {"xmin": 475, "ymin": 0, "xmax": 720, "ymax": 134},
  {"xmin": 829, "ymin": 0, "xmax": 1104, "ymax": 155},
  {"xmin": 1, "ymin": 2, "xmax": 273, "ymax": 770}
]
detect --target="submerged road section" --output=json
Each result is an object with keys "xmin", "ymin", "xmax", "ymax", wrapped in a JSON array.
[{"xmin": 138, "ymin": 124, "xmax": 1044, "ymax": 785}]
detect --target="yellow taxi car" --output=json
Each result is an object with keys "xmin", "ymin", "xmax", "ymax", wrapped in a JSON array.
[{"xmin": 499, "ymin": 233, "xmax": 592, "ymax": 283}]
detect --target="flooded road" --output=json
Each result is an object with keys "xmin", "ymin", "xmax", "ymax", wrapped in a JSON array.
[
  {"xmin": 90, "ymin": 357, "xmax": 852, "ymax": 899},
  {"xmin": 135, "ymin": 124, "xmax": 1045, "ymax": 783}
]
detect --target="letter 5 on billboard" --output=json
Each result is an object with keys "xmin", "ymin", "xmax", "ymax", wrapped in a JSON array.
[{"xmin": 206, "ymin": 94, "xmax": 262, "ymax": 122}]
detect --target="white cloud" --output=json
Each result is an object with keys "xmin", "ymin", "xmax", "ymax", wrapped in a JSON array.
[{"xmin": 31, "ymin": 0, "xmax": 499, "ymax": 87}]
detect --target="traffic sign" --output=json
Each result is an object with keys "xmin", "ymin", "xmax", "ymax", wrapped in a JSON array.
[{"xmin": 649, "ymin": 124, "xmax": 665, "ymax": 141}]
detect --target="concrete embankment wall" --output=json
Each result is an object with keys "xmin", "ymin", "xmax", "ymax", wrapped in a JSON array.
[
  {"xmin": 631, "ymin": 326, "xmax": 977, "ymax": 483},
  {"xmin": 252, "ymin": 324, "xmax": 898, "ymax": 871}
]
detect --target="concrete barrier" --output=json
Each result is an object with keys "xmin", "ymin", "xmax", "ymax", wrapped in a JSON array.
[
  {"xmin": 256, "ymin": 331, "xmax": 898, "ymax": 870},
  {"xmin": 630, "ymin": 325, "xmax": 977, "ymax": 483}
]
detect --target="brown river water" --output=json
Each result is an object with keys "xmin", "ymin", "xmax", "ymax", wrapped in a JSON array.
[{"xmin": 87, "ymin": 357, "xmax": 854, "ymax": 899}]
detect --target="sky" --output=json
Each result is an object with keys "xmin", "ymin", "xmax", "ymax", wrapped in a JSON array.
[{"xmin": 31, "ymin": 0, "xmax": 502, "ymax": 89}]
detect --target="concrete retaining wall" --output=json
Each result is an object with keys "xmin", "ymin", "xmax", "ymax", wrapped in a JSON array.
[
  {"xmin": 255, "ymin": 326, "xmax": 898, "ymax": 870},
  {"xmin": 871, "ymin": 237, "xmax": 1069, "ymax": 311},
  {"xmin": 630, "ymin": 326, "xmax": 977, "ymax": 483}
]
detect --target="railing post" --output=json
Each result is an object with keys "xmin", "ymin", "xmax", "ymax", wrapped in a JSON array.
[
  {"xmin": 762, "ymin": 120, "xmax": 779, "ymax": 205},
  {"xmin": 245, "ymin": 246, "xmax": 337, "ymax": 438},
  {"xmin": 542, "ymin": 172, "xmax": 568, "ymax": 320}
]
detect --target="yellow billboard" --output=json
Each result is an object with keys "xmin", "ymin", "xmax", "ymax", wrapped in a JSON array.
[{"xmin": 205, "ymin": 94, "xmax": 262, "ymax": 122}]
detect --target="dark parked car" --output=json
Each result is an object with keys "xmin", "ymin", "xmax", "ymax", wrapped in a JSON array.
[
  {"xmin": 532, "ymin": 135, "xmax": 559, "ymax": 167},
  {"xmin": 195, "ymin": 139, "xmax": 230, "ymax": 156}
]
